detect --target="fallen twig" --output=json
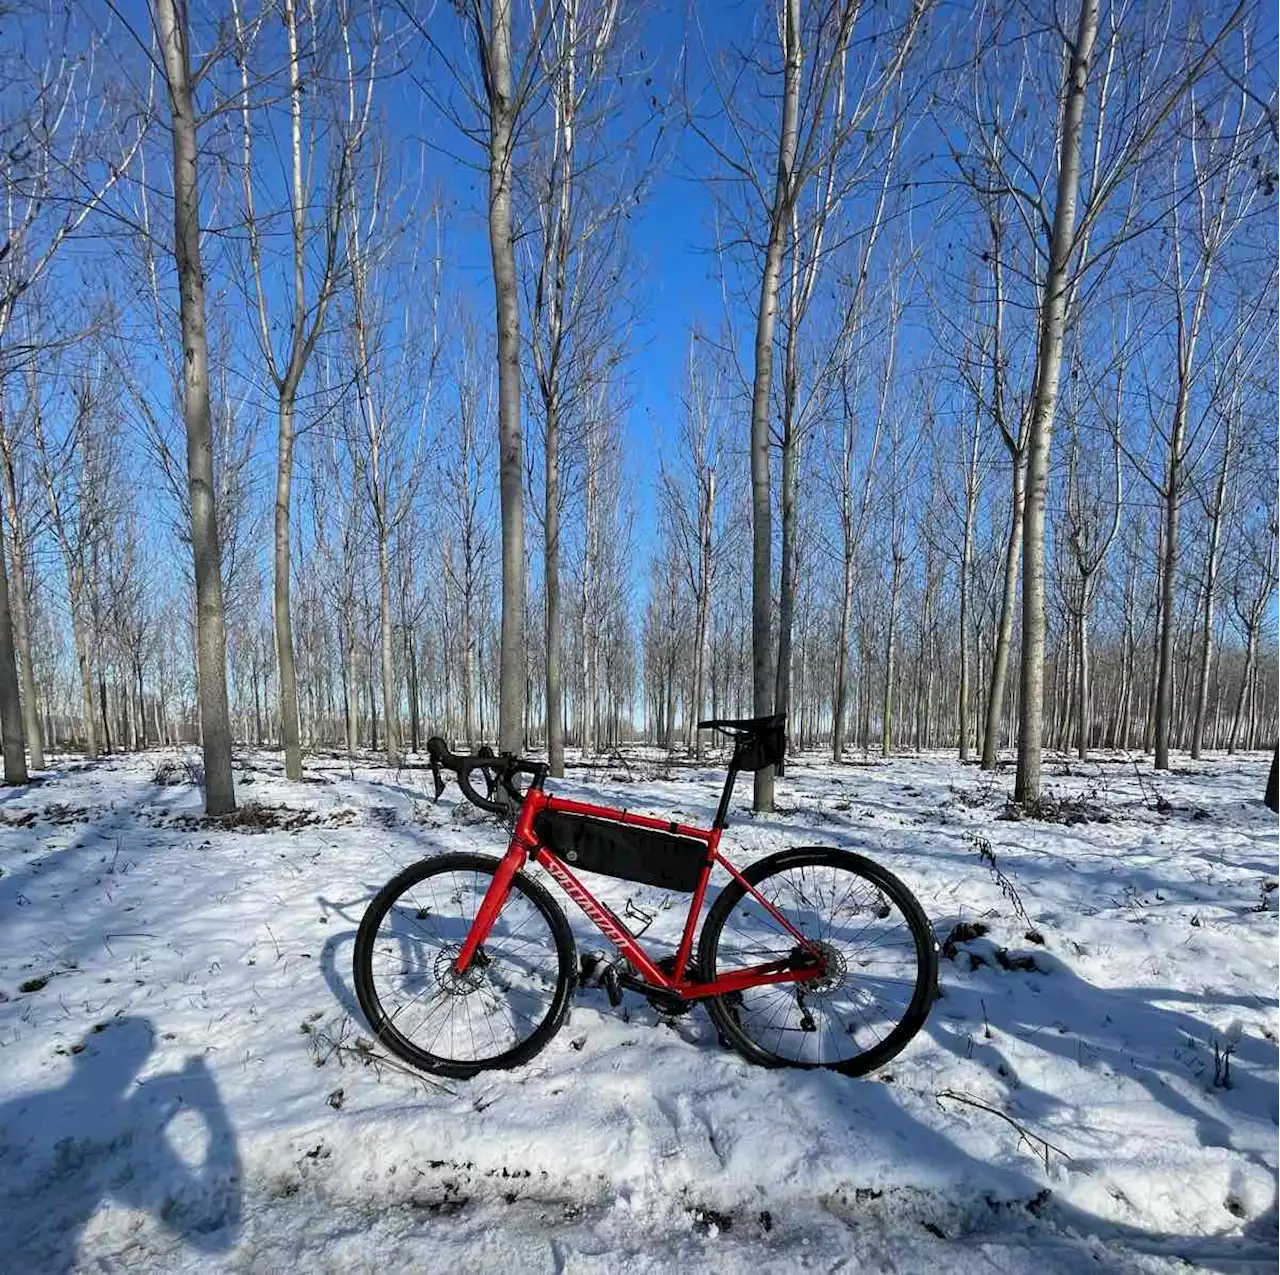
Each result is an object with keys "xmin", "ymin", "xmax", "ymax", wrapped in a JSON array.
[
  {"xmin": 937, "ymin": 1088, "xmax": 1072, "ymax": 1173},
  {"xmin": 309, "ymin": 1017, "xmax": 456, "ymax": 1097}
]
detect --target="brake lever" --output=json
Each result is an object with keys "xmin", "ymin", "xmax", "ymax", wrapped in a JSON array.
[{"xmin": 498, "ymin": 759, "xmax": 526, "ymax": 808}]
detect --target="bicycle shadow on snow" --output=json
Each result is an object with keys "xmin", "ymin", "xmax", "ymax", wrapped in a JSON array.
[{"xmin": 0, "ymin": 1015, "xmax": 242, "ymax": 1273}]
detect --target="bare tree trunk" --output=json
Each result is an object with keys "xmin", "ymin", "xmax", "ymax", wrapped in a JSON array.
[
  {"xmin": 135, "ymin": 656, "xmax": 147, "ymax": 750},
  {"xmin": 378, "ymin": 533, "xmax": 398, "ymax": 764},
  {"xmin": 1014, "ymin": 0, "xmax": 1098, "ymax": 807},
  {"xmin": 275, "ymin": 397, "xmax": 303, "ymax": 778},
  {"xmin": 545, "ymin": 397, "xmax": 563, "ymax": 772},
  {"xmin": 958, "ymin": 406, "xmax": 981, "ymax": 761},
  {"xmin": 748, "ymin": 0, "xmax": 801, "ymax": 813},
  {"xmin": 0, "ymin": 425, "xmax": 42, "ymax": 769},
  {"xmin": 1076, "ymin": 601, "xmax": 1090, "ymax": 759},
  {"xmin": 484, "ymin": 0, "xmax": 526, "ymax": 753},
  {"xmin": 462, "ymin": 583, "xmax": 477, "ymax": 746},
  {"xmin": 1228, "ymin": 626, "xmax": 1256, "ymax": 755},
  {"xmin": 580, "ymin": 435, "xmax": 596, "ymax": 757},
  {"xmin": 832, "ymin": 543, "xmax": 854, "ymax": 762},
  {"xmin": 253, "ymin": 649, "xmax": 263, "ymax": 746},
  {"xmin": 345, "ymin": 633, "xmax": 358, "ymax": 756},
  {"xmin": 1114, "ymin": 543, "xmax": 1138, "ymax": 749},
  {"xmin": 155, "ymin": 0, "xmax": 236, "ymax": 814},
  {"xmin": 983, "ymin": 459, "xmax": 1026, "ymax": 769},
  {"xmin": 692, "ymin": 470, "xmax": 715, "ymax": 760},
  {"xmin": 33, "ymin": 428, "xmax": 98, "ymax": 756},
  {"xmin": 99, "ymin": 673, "xmax": 112, "ymax": 754},
  {"xmin": 664, "ymin": 653, "xmax": 677, "ymax": 753},
  {"xmin": 882, "ymin": 553, "xmax": 902, "ymax": 758},
  {"xmin": 1191, "ymin": 424, "xmax": 1231, "ymax": 759},
  {"xmin": 0, "ymin": 480, "xmax": 27, "ymax": 782},
  {"xmin": 775, "ymin": 417, "xmax": 799, "ymax": 741},
  {"xmin": 407, "ymin": 626, "xmax": 420, "ymax": 753}
]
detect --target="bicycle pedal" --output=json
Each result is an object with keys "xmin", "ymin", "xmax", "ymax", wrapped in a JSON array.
[{"xmin": 602, "ymin": 965, "xmax": 623, "ymax": 1008}]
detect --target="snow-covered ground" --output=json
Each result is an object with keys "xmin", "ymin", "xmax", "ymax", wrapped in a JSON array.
[{"xmin": 0, "ymin": 745, "xmax": 1275, "ymax": 1273}]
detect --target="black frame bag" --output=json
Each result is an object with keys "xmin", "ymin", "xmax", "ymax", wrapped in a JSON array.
[{"xmin": 534, "ymin": 809, "xmax": 707, "ymax": 892}]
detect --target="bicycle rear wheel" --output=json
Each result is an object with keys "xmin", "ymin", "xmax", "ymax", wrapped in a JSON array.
[
  {"xmin": 698, "ymin": 847, "xmax": 937, "ymax": 1076},
  {"xmin": 353, "ymin": 852, "xmax": 576, "ymax": 1078}
]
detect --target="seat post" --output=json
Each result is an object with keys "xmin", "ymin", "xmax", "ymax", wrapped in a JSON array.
[{"xmin": 713, "ymin": 761, "xmax": 741, "ymax": 830}]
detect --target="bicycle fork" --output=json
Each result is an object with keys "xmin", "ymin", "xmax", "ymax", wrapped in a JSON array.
[{"xmin": 452, "ymin": 845, "xmax": 525, "ymax": 974}]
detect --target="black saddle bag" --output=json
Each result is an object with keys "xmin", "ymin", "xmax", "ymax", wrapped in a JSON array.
[
  {"xmin": 534, "ymin": 809, "xmax": 707, "ymax": 892},
  {"xmin": 733, "ymin": 719, "xmax": 787, "ymax": 774}
]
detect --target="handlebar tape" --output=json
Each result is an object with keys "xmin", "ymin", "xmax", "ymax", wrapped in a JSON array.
[{"xmin": 426, "ymin": 737, "xmax": 517, "ymax": 816}]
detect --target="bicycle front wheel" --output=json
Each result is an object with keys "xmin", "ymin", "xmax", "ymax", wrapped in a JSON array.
[
  {"xmin": 698, "ymin": 847, "xmax": 937, "ymax": 1076},
  {"xmin": 353, "ymin": 852, "xmax": 576, "ymax": 1078}
]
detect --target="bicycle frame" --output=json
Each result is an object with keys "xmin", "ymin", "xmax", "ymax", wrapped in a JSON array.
[{"xmin": 453, "ymin": 787, "xmax": 824, "ymax": 1000}]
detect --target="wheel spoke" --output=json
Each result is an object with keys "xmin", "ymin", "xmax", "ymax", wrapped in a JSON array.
[
  {"xmin": 359, "ymin": 863, "xmax": 566, "ymax": 1070},
  {"xmin": 707, "ymin": 857, "xmax": 931, "ymax": 1072}
]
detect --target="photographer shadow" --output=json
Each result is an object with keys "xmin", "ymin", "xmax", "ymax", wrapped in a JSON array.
[{"xmin": 0, "ymin": 1016, "xmax": 241, "ymax": 1273}]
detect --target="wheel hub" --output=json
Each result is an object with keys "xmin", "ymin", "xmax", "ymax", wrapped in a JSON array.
[
  {"xmin": 433, "ymin": 945, "xmax": 488, "ymax": 997},
  {"xmin": 798, "ymin": 941, "xmax": 848, "ymax": 997}
]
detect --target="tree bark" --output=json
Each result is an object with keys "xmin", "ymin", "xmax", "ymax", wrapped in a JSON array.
[
  {"xmin": 748, "ymin": 0, "xmax": 801, "ymax": 813},
  {"xmin": 1228, "ymin": 625, "xmax": 1256, "ymax": 754},
  {"xmin": 1014, "ymin": 0, "xmax": 1098, "ymax": 807},
  {"xmin": 580, "ymin": 435, "xmax": 596, "ymax": 756},
  {"xmin": 345, "ymin": 631, "xmax": 358, "ymax": 756},
  {"xmin": 1076, "ymin": 599, "xmax": 1090, "ymax": 759},
  {"xmin": 407, "ymin": 625, "xmax": 420, "ymax": 753},
  {"xmin": 958, "ymin": 405, "xmax": 981, "ymax": 761},
  {"xmin": 485, "ymin": 0, "xmax": 526, "ymax": 753},
  {"xmin": 832, "ymin": 540, "xmax": 854, "ymax": 762},
  {"xmin": 0, "ymin": 477, "xmax": 27, "ymax": 782},
  {"xmin": 0, "ymin": 422, "xmax": 43, "ymax": 769},
  {"xmin": 545, "ymin": 395, "xmax": 564, "ymax": 774},
  {"xmin": 774, "ymin": 412, "xmax": 799, "ymax": 744},
  {"xmin": 1265, "ymin": 748, "xmax": 1278, "ymax": 812},
  {"xmin": 882, "ymin": 552, "xmax": 902, "ymax": 758},
  {"xmin": 378, "ymin": 531, "xmax": 398, "ymax": 764},
  {"xmin": 980, "ymin": 239, "xmax": 1022, "ymax": 770},
  {"xmin": 1155, "ymin": 265, "xmax": 1215, "ymax": 768},
  {"xmin": 155, "ymin": 0, "xmax": 236, "ymax": 814},
  {"xmin": 1190, "ymin": 425, "xmax": 1231, "ymax": 759},
  {"xmin": 275, "ymin": 395, "xmax": 302, "ymax": 778},
  {"xmin": 99, "ymin": 673, "xmax": 112, "ymax": 755},
  {"xmin": 692, "ymin": 469, "xmax": 715, "ymax": 760}
]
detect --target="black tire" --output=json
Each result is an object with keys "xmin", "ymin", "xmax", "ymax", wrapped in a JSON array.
[
  {"xmin": 698, "ymin": 847, "xmax": 937, "ymax": 1076},
  {"xmin": 353, "ymin": 852, "xmax": 577, "ymax": 1079}
]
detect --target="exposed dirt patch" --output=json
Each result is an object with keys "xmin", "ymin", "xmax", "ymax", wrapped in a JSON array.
[
  {"xmin": 940, "ymin": 921, "xmax": 989, "ymax": 960},
  {"xmin": 0, "ymin": 803, "xmax": 104, "ymax": 828},
  {"xmin": 158, "ymin": 803, "xmax": 356, "ymax": 834}
]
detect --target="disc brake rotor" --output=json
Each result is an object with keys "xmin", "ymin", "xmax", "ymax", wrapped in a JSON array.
[{"xmin": 433, "ymin": 945, "xmax": 488, "ymax": 997}]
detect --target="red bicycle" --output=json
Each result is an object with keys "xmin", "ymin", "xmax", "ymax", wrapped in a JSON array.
[{"xmin": 353, "ymin": 715, "xmax": 937, "ymax": 1079}]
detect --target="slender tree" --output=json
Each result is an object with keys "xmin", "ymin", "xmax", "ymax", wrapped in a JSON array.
[
  {"xmin": 153, "ymin": 0, "xmax": 236, "ymax": 814},
  {"xmin": 232, "ymin": 0, "xmax": 375, "ymax": 780}
]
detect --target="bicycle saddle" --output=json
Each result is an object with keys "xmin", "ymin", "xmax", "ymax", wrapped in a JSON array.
[
  {"xmin": 695, "ymin": 714, "xmax": 786, "ymax": 775},
  {"xmin": 696, "ymin": 713, "xmax": 785, "ymax": 737}
]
